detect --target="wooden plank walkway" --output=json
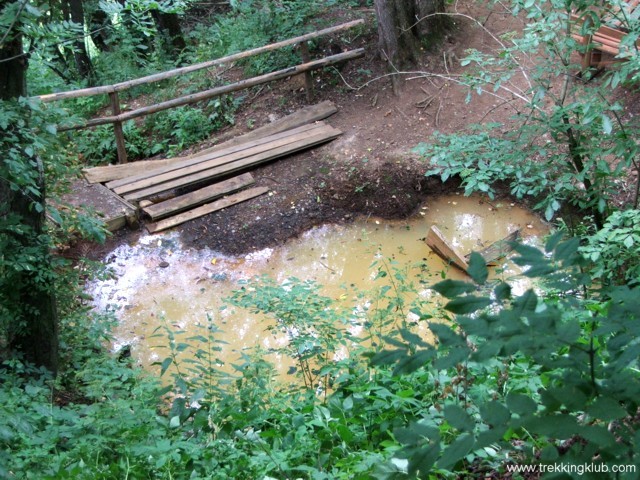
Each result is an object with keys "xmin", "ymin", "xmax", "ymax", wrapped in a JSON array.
[
  {"xmin": 82, "ymin": 101, "xmax": 338, "ymax": 184},
  {"xmin": 76, "ymin": 104, "xmax": 342, "ymax": 233},
  {"xmin": 109, "ymin": 122, "xmax": 328, "ymax": 193}
]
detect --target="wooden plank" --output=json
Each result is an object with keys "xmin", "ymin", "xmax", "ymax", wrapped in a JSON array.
[
  {"xmin": 146, "ymin": 186, "xmax": 270, "ymax": 234},
  {"xmin": 143, "ymin": 172, "xmax": 255, "ymax": 220},
  {"xmin": 82, "ymin": 101, "xmax": 337, "ymax": 184},
  {"xmin": 49, "ymin": 179, "xmax": 137, "ymax": 232},
  {"xmin": 465, "ymin": 229, "xmax": 520, "ymax": 266},
  {"xmin": 425, "ymin": 225, "xmax": 469, "ymax": 272},
  {"xmin": 124, "ymin": 127, "xmax": 341, "ymax": 201},
  {"xmin": 108, "ymin": 122, "xmax": 325, "ymax": 191}
]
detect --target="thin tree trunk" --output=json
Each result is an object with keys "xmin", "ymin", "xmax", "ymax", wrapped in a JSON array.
[
  {"xmin": 151, "ymin": 10, "xmax": 187, "ymax": 61},
  {"xmin": 68, "ymin": 0, "xmax": 95, "ymax": 84},
  {"xmin": 88, "ymin": 3, "xmax": 112, "ymax": 52}
]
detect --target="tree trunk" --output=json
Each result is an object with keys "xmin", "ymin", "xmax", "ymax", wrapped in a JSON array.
[
  {"xmin": 374, "ymin": 0, "xmax": 446, "ymax": 92},
  {"xmin": 0, "ymin": 35, "xmax": 27, "ymax": 99},
  {"xmin": 68, "ymin": 0, "xmax": 95, "ymax": 84},
  {"xmin": 151, "ymin": 10, "xmax": 187, "ymax": 61},
  {"xmin": 0, "ymin": 4, "xmax": 59, "ymax": 373},
  {"xmin": 88, "ymin": 2, "xmax": 112, "ymax": 52}
]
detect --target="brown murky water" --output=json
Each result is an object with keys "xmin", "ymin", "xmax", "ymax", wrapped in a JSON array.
[{"xmin": 90, "ymin": 194, "xmax": 548, "ymax": 380}]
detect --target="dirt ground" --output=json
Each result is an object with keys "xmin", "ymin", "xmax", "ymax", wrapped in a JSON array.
[{"xmin": 91, "ymin": 2, "xmax": 636, "ymax": 257}]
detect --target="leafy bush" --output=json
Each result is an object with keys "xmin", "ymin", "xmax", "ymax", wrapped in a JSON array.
[
  {"xmin": 370, "ymin": 237, "xmax": 640, "ymax": 477},
  {"xmin": 72, "ymin": 120, "xmax": 152, "ymax": 165},
  {"xmin": 193, "ymin": 0, "xmax": 326, "ymax": 75},
  {"xmin": 414, "ymin": 0, "xmax": 640, "ymax": 229},
  {"xmin": 580, "ymin": 209, "xmax": 640, "ymax": 285}
]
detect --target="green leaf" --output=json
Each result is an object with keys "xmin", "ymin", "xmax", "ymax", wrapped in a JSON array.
[
  {"xmin": 444, "ymin": 404, "xmax": 475, "ymax": 431},
  {"xmin": 493, "ymin": 282, "xmax": 511, "ymax": 301},
  {"xmin": 437, "ymin": 433, "xmax": 474, "ymax": 469},
  {"xmin": 393, "ymin": 349, "xmax": 435, "ymax": 375},
  {"xmin": 587, "ymin": 396, "xmax": 627, "ymax": 421},
  {"xmin": 160, "ymin": 357, "xmax": 173, "ymax": 376},
  {"xmin": 480, "ymin": 400, "xmax": 511, "ymax": 426},
  {"xmin": 431, "ymin": 279, "xmax": 476, "ymax": 298},
  {"xmin": 602, "ymin": 113, "xmax": 613, "ymax": 134},
  {"xmin": 506, "ymin": 393, "xmax": 537, "ymax": 416},
  {"xmin": 169, "ymin": 415, "xmax": 181, "ymax": 428},
  {"xmin": 369, "ymin": 348, "xmax": 407, "ymax": 367},
  {"xmin": 511, "ymin": 290, "xmax": 538, "ymax": 316},
  {"xmin": 407, "ymin": 444, "xmax": 440, "ymax": 477},
  {"xmin": 525, "ymin": 414, "xmax": 578, "ymax": 437},
  {"xmin": 445, "ymin": 295, "xmax": 491, "ymax": 314},
  {"xmin": 466, "ymin": 252, "xmax": 488, "ymax": 284}
]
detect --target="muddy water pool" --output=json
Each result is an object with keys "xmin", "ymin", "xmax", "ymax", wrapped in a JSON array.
[{"xmin": 89, "ymin": 194, "xmax": 548, "ymax": 379}]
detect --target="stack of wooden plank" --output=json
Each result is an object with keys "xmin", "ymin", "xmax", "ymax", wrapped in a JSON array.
[
  {"xmin": 571, "ymin": 2, "xmax": 640, "ymax": 69},
  {"xmin": 106, "ymin": 122, "xmax": 341, "ymax": 202}
]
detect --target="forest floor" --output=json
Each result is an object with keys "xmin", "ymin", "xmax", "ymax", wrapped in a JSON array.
[{"xmin": 93, "ymin": 2, "xmax": 638, "ymax": 258}]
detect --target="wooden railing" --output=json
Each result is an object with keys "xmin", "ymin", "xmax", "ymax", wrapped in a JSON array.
[{"xmin": 36, "ymin": 20, "xmax": 364, "ymax": 164}]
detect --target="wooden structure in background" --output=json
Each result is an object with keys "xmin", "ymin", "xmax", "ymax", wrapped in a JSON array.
[
  {"xmin": 571, "ymin": 2, "xmax": 640, "ymax": 70},
  {"xmin": 34, "ymin": 20, "xmax": 363, "ymax": 164}
]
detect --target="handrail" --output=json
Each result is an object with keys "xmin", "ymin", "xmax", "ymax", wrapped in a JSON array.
[
  {"xmin": 61, "ymin": 50, "xmax": 364, "ymax": 130},
  {"xmin": 36, "ymin": 19, "xmax": 364, "ymax": 103}
]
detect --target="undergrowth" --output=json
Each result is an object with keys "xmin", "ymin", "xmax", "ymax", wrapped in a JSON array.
[{"xmin": 2, "ymin": 233, "xmax": 639, "ymax": 478}]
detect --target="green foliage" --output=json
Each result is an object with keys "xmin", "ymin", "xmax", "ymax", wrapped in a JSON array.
[
  {"xmin": 191, "ymin": 0, "xmax": 326, "ymax": 74},
  {"xmin": 580, "ymin": 209, "xmax": 640, "ymax": 285},
  {"xmin": 230, "ymin": 276, "xmax": 356, "ymax": 392},
  {"xmin": 371, "ymin": 234, "xmax": 640, "ymax": 477},
  {"xmin": 149, "ymin": 97, "xmax": 238, "ymax": 155}
]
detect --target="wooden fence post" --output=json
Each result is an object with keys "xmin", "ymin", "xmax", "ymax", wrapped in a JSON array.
[
  {"xmin": 109, "ymin": 91, "xmax": 128, "ymax": 164},
  {"xmin": 299, "ymin": 42, "xmax": 314, "ymax": 102}
]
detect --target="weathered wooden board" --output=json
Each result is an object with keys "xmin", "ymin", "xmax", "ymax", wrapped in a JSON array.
[
  {"xmin": 112, "ymin": 123, "xmax": 332, "ymax": 195},
  {"xmin": 82, "ymin": 101, "xmax": 337, "ymax": 184},
  {"xmin": 123, "ymin": 127, "xmax": 341, "ymax": 201},
  {"xmin": 49, "ymin": 179, "xmax": 137, "ymax": 232},
  {"xmin": 146, "ymin": 186, "xmax": 270, "ymax": 233},
  {"xmin": 425, "ymin": 225, "xmax": 469, "ymax": 272},
  {"xmin": 466, "ymin": 229, "xmax": 520, "ymax": 266},
  {"xmin": 143, "ymin": 172, "xmax": 255, "ymax": 220},
  {"xmin": 107, "ymin": 122, "xmax": 324, "ymax": 191}
]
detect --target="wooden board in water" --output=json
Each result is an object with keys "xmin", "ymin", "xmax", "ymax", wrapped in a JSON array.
[
  {"xmin": 425, "ymin": 225, "xmax": 469, "ymax": 272},
  {"xmin": 466, "ymin": 229, "xmax": 520, "ymax": 266}
]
